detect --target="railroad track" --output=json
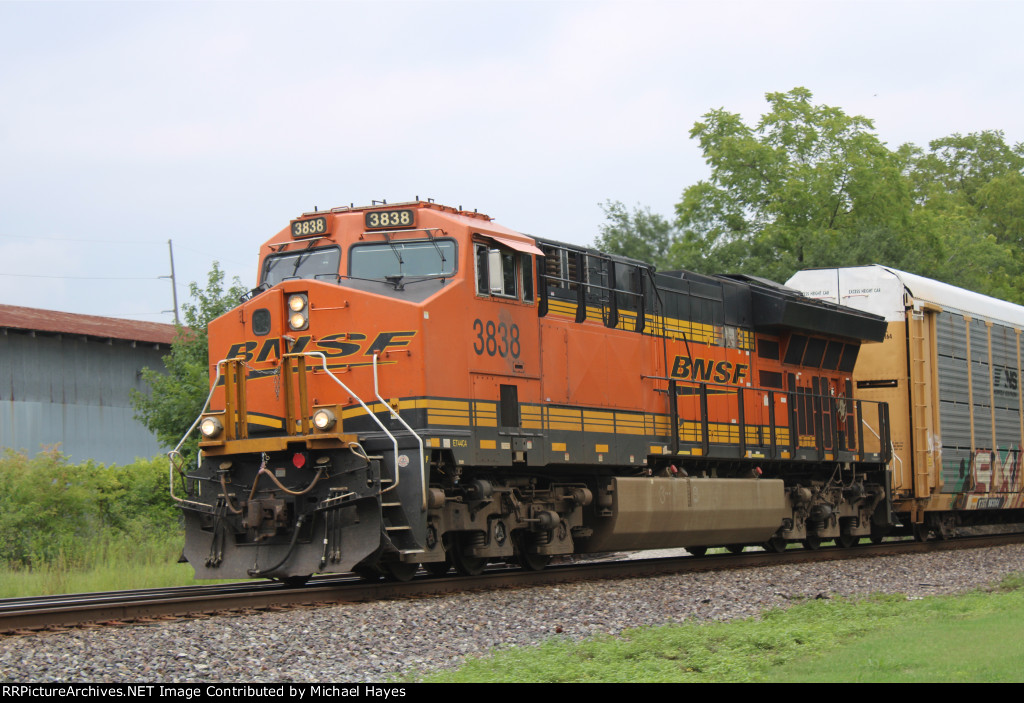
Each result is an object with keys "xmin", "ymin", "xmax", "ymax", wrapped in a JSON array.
[{"xmin": 4, "ymin": 533, "xmax": 1023, "ymax": 636}]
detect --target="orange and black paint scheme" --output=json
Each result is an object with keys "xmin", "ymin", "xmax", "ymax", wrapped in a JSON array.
[{"xmin": 174, "ymin": 201, "xmax": 893, "ymax": 581}]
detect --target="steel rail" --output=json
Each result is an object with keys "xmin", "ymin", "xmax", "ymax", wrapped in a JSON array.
[{"xmin": 3, "ymin": 533, "xmax": 1022, "ymax": 636}]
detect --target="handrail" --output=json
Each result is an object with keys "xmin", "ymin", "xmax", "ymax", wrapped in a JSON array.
[
  {"xmin": 168, "ymin": 358, "xmax": 231, "ymax": 510},
  {"xmin": 656, "ymin": 374, "xmax": 891, "ymax": 460},
  {"xmin": 169, "ymin": 352, "xmax": 418, "ymax": 511},
  {"xmin": 373, "ymin": 352, "xmax": 428, "ymax": 511},
  {"xmin": 862, "ymin": 416, "xmax": 902, "ymax": 474},
  {"xmin": 296, "ymin": 351, "xmax": 404, "ymax": 498}
]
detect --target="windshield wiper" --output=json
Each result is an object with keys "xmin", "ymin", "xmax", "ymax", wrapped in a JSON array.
[
  {"xmin": 290, "ymin": 238, "xmax": 323, "ymax": 277},
  {"xmin": 424, "ymin": 229, "xmax": 447, "ymax": 269}
]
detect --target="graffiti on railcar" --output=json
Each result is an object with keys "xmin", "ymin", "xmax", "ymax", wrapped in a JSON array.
[{"xmin": 949, "ymin": 445, "xmax": 1024, "ymax": 509}]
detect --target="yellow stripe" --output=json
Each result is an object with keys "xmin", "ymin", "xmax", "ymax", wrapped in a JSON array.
[
  {"xmin": 336, "ymin": 396, "xmax": 799, "ymax": 454},
  {"xmin": 246, "ymin": 414, "xmax": 283, "ymax": 429},
  {"xmin": 429, "ymin": 399, "xmax": 471, "ymax": 410},
  {"xmin": 428, "ymin": 413, "xmax": 470, "ymax": 427}
]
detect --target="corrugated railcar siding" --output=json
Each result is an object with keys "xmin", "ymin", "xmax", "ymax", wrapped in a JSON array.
[{"xmin": 937, "ymin": 312, "xmax": 974, "ymax": 493}]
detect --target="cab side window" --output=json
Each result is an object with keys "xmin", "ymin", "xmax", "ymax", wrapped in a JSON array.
[
  {"xmin": 491, "ymin": 250, "xmax": 517, "ymax": 298},
  {"xmin": 475, "ymin": 244, "xmax": 490, "ymax": 295},
  {"xmin": 521, "ymin": 253, "xmax": 534, "ymax": 303},
  {"xmin": 475, "ymin": 243, "xmax": 534, "ymax": 303}
]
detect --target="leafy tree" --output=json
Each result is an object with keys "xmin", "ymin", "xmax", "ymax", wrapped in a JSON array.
[
  {"xmin": 594, "ymin": 200, "xmax": 676, "ymax": 270},
  {"xmin": 594, "ymin": 89, "xmax": 1024, "ymax": 302},
  {"xmin": 132, "ymin": 262, "xmax": 246, "ymax": 460},
  {"xmin": 672, "ymin": 87, "xmax": 913, "ymax": 281},
  {"xmin": 908, "ymin": 131, "xmax": 1024, "ymax": 210},
  {"xmin": 904, "ymin": 131, "xmax": 1024, "ymax": 300}
]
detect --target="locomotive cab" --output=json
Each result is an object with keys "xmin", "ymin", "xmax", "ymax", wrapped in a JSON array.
[{"xmin": 175, "ymin": 202, "xmax": 549, "ymax": 580}]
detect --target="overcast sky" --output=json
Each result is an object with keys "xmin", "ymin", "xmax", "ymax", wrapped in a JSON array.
[{"xmin": 1, "ymin": 0, "xmax": 1021, "ymax": 323}]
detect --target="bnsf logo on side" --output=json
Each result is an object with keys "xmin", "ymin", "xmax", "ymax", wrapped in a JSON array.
[
  {"xmin": 670, "ymin": 355, "xmax": 748, "ymax": 385},
  {"xmin": 225, "ymin": 331, "xmax": 416, "ymax": 363}
]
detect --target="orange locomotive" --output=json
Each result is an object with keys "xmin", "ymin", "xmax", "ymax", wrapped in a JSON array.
[{"xmin": 173, "ymin": 201, "xmax": 893, "ymax": 581}]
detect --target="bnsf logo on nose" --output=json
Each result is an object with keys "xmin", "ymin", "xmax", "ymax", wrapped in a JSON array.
[
  {"xmin": 671, "ymin": 355, "xmax": 748, "ymax": 385},
  {"xmin": 225, "ymin": 331, "xmax": 416, "ymax": 362}
]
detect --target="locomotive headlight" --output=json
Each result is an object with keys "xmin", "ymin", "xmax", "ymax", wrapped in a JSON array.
[
  {"xmin": 312, "ymin": 408, "xmax": 336, "ymax": 432},
  {"xmin": 287, "ymin": 294, "xmax": 309, "ymax": 330},
  {"xmin": 199, "ymin": 416, "xmax": 223, "ymax": 439}
]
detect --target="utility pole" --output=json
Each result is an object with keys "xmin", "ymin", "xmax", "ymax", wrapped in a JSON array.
[{"xmin": 160, "ymin": 239, "xmax": 181, "ymax": 324}]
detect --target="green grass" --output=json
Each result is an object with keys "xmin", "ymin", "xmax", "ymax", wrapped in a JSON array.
[
  {"xmin": 412, "ymin": 574, "xmax": 1024, "ymax": 683},
  {"xmin": 0, "ymin": 531, "xmax": 228, "ymax": 597}
]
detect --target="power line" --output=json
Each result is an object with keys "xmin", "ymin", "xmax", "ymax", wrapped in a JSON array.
[
  {"xmin": 95, "ymin": 312, "xmax": 177, "ymax": 319},
  {"xmin": 0, "ymin": 273, "xmax": 162, "ymax": 280},
  {"xmin": 0, "ymin": 233, "xmax": 164, "ymax": 245}
]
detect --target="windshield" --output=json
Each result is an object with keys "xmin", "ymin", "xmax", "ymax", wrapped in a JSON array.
[
  {"xmin": 261, "ymin": 247, "xmax": 341, "ymax": 287},
  {"xmin": 349, "ymin": 240, "xmax": 456, "ymax": 279}
]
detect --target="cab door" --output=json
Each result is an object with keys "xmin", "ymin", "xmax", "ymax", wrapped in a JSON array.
[{"xmin": 468, "ymin": 240, "xmax": 543, "ymax": 465}]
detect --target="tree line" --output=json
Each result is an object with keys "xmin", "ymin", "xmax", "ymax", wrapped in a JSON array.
[{"xmin": 595, "ymin": 87, "xmax": 1024, "ymax": 302}]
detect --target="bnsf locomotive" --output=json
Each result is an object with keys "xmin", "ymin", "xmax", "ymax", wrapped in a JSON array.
[{"xmin": 172, "ymin": 200, "xmax": 899, "ymax": 582}]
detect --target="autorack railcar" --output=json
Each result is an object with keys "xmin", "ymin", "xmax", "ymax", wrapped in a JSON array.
[{"xmin": 788, "ymin": 266, "xmax": 1024, "ymax": 539}]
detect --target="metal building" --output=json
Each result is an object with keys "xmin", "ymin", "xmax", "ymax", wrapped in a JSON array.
[{"xmin": 0, "ymin": 305, "xmax": 176, "ymax": 465}]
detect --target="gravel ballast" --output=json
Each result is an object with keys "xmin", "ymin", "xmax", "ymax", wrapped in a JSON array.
[{"xmin": 2, "ymin": 544, "xmax": 1023, "ymax": 683}]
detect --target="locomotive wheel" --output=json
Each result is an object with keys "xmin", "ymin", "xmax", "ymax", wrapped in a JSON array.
[
  {"xmin": 384, "ymin": 561, "xmax": 419, "ymax": 582},
  {"xmin": 515, "ymin": 534, "xmax": 551, "ymax": 571},
  {"xmin": 353, "ymin": 564, "xmax": 384, "ymax": 582},
  {"xmin": 518, "ymin": 551, "xmax": 551, "ymax": 571},
  {"xmin": 763, "ymin": 536, "xmax": 787, "ymax": 553},
  {"xmin": 450, "ymin": 538, "xmax": 486, "ymax": 576},
  {"xmin": 688, "ymin": 546, "xmax": 708, "ymax": 557},
  {"xmin": 424, "ymin": 561, "xmax": 451, "ymax": 577},
  {"xmin": 836, "ymin": 532, "xmax": 859, "ymax": 549},
  {"xmin": 726, "ymin": 544, "xmax": 745, "ymax": 554},
  {"xmin": 802, "ymin": 535, "xmax": 823, "ymax": 550},
  {"xmin": 281, "ymin": 575, "xmax": 310, "ymax": 587}
]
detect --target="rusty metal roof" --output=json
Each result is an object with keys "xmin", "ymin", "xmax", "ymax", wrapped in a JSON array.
[{"xmin": 0, "ymin": 304, "xmax": 178, "ymax": 345}]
